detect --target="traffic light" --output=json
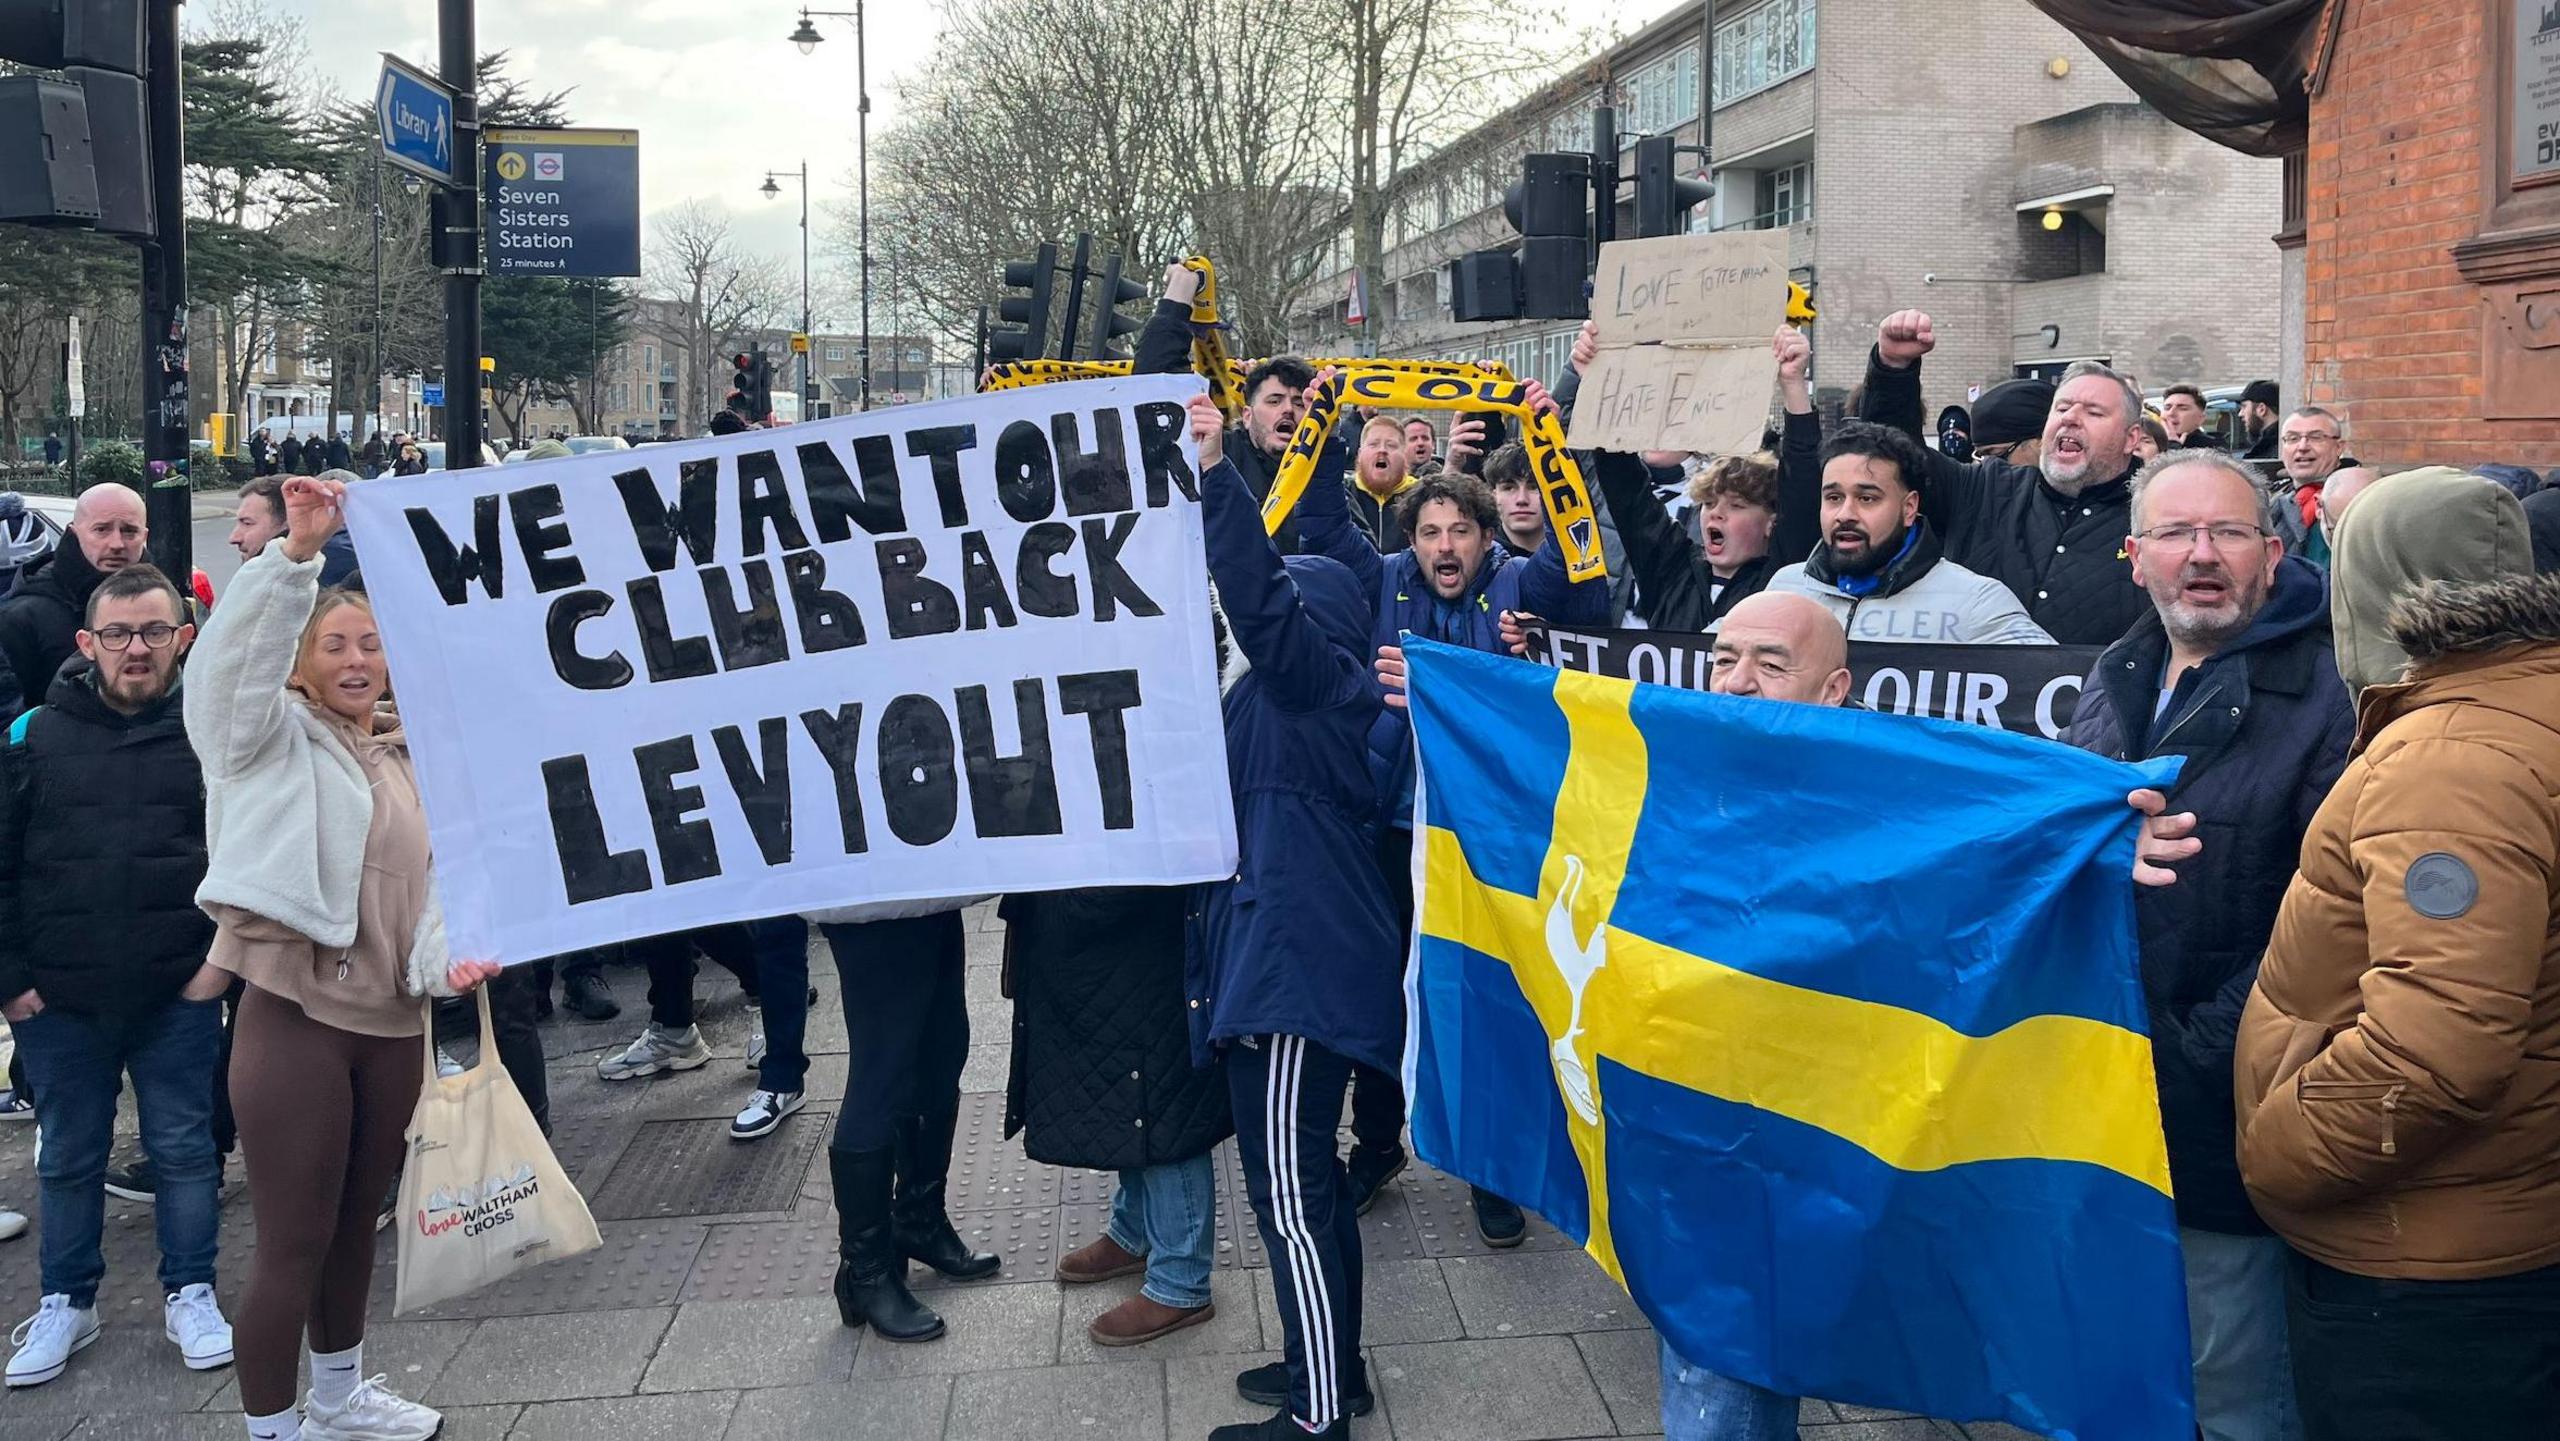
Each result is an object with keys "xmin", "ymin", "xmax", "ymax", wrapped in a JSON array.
[
  {"xmin": 988, "ymin": 242, "xmax": 1058, "ymax": 362},
  {"xmin": 1086, "ymin": 253, "xmax": 1147, "ymax": 360},
  {"xmin": 1508, "ymin": 154, "xmax": 1590, "ymax": 320},
  {"xmin": 728, "ymin": 347, "xmax": 772, "ymax": 423},
  {"xmin": 1634, "ymin": 134, "xmax": 1715, "ymax": 239},
  {"xmin": 0, "ymin": 0, "xmax": 153, "ymax": 237}
]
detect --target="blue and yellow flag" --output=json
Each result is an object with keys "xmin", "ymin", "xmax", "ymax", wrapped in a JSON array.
[{"xmin": 1403, "ymin": 639, "xmax": 2193, "ymax": 1441}]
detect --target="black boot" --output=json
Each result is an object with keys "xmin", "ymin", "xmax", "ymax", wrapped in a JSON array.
[
  {"xmin": 891, "ymin": 1103, "xmax": 1001, "ymax": 1280},
  {"xmin": 829, "ymin": 1146, "xmax": 945, "ymax": 1342}
]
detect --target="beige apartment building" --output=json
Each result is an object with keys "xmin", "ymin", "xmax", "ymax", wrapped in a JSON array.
[{"xmin": 1285, "ymin": 0, "xmax": 2284, "ymax": 416}]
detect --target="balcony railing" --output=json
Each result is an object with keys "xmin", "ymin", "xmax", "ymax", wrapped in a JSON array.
[{"xmin": 1712, "ymin": 205, "xmax": 1813, "ymax": 233}]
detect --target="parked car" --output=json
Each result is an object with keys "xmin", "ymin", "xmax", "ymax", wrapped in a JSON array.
[{"xmin": 416, "ymin": 441, "xmax": 505, "ymax": 471}]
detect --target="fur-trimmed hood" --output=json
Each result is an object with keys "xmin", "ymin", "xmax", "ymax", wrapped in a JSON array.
[
  {"xmin": 2391, "ymin": 571, "xmax": 2560, "ymax": 663},
  {"xmin": 2328, "ymin": 466, "xmax": 2533, "ymax": 692}
]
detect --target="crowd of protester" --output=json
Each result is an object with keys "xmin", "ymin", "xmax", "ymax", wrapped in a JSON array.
[{"xmin": 0, "ymin": 266, "xmax": 2548, "ymax": 1441}]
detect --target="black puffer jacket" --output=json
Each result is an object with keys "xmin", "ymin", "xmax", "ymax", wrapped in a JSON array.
[
  {"xmin": 1001, "ymin": 886, "xmax": 1232, "ymax": 1171},
  {"xmin": 0, "ymin": 540, "xmax": 110, "ymax": 721},
  {"xmin": 2064, "ymin": 557, "xmax": 2355, "ymax": 1234},
  {"xmin": 1850, "ymin": 348, "xmax": 2146, "ymax": 645},
  {"xmin": 0, "ymin": 664, "xmax": 212, "ymax": 1017}
]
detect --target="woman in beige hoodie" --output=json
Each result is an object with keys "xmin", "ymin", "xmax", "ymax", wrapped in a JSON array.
[{"xmin": 186, "ymin": 475, "xmax": 499, "ymax": 1441}]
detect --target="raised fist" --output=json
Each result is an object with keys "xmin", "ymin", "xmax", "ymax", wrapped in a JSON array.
[
  {"xmin": 1877, "ymin": 310, "xmax": 1935, "ymax": 368},
  {"xmin": 1163, "ymin": 262, "xmax": 1203, "ymax": 307},
  {"xmin": 1772, "ymin": 325, "xmax": 1810, "ymax": 382},
  {"xmin": 1569, "ymin": 319, "xmax": 1599, "ymax": 374}
]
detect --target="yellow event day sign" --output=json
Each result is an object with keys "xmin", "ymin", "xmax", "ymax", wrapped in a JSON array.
[{"xmin": 1265, "ymin": 366, "xmax": 1604, "ymax": 583}]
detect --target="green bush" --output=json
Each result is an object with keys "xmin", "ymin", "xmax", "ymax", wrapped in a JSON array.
[{"xmin": 76, "ymin": 441, "xmax": 145, "ymax": 489}]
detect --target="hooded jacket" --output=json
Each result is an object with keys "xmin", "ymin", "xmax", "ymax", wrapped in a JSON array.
[
  {"xmin": 2236, "ymin": 571, "xmax": 2560, "ymax": 1279},
  {"xmin": 1848, "ymin": 348, "xmax": 2146, "ymax": 644},
  {"xmin": 1187, "ymin": 454, "xmax": 1403, "ymax": 1077},
  {"xmin": 2527, "ymin": 487, "xmax": 2560, "ymax": 574},
  {"xmin": 185, "ymin": 545, "xmax": 456, "ymax": 1002},
  {"xmin": 1763, "ymin": 519, "xmax": 2055, "ymax": 645},
  {"xmin": 2066, "ymin": 556, "xmax": 2356, "ymax": 1233},
  {"xmin": 0, "ymin": 537, "xmax": 111, "ymax": 719},
  {"xmin": 1345, "ymin": 473, "xmax": 1417, "ymax": 553},
  {"xmin": 0, "ymin": 662, "xmax": 212, "ymax": 1017},
  {"xmin": 2328, "ymin": 467, "xmax": 2534, "ymax": 693}
]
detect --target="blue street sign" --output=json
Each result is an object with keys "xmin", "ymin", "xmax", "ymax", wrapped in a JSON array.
[
  {"xmin": 484, "ymin": 127, "xmax": 642, "ymax": 278},
  {"xmin": 376, "ymin": 55, "xmax": 457, "ymax": 185},
  {"xmin": 421, "ymin": 383, "xmax": 446, "ymax": 407}
]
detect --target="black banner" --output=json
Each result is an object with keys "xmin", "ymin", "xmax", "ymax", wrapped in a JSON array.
[{"xmin": 1524, "ymin": 624, "xmax": 2106, "ymax": 739}]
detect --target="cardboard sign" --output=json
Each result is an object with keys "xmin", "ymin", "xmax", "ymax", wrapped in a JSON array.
[
  {"xmin": 342, "ymin": 376, "xmax": 1239, "ymax": 963},
  {"xmin": 1566, "ymin": 231, "xmax": 1790, "ymax": 458}
]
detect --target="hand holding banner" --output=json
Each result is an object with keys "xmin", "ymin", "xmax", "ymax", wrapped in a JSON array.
[{"xmin": 1565, "ymin": 231, "xmax": 1791, "ymax": 458}]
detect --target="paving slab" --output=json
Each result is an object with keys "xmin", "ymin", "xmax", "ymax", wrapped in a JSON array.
[
  {"xmin": 197, "ymin": 1316, "xmax": 478, "ymax": 1414},
  {"xmin": 1442, "ymin": 1249, "xmax": 1646, "ymax": 1338},
  {"xmin": 1252, "ymin": 1259, "xmax": 1461, "ymax": 1348},
  {"xmin": 719, "ymin": 1377, "xmax": 952, "ymax": 1440},
  {"xmin": 58, "ymin": 1405, "xmax": 520, "ymax": 1440},
  {"xmin": 1803, "ymin": 1422, "xmax": 1965, "ymax": 1438},
  {"xmin": 846, "ymin": 1279, "xmax": 1059, "ymax": 1380},
  {"xmin": 640, "ymin": 1294, "xmax": 858, "ymax": 1392},
  {"xmin": 504, "ymin": 1389, "xmax": 740, "ymax": 1440},
  {"xmin": 0, "ymin": 1325, "xmax": 233, "ymax": 1418},
  {"xmin": 427, "ymin": 1306, "xmax": 673, "ymax": 1406},
  {"xmin": 947, "ymin": 1361, "xmax": 1169, "ymax": 1441},
  {"xmin": 1573, "ymin": 1325, "xmax": 1662, "ymax": 1435},
  {"xmin": 1371, "ymin": 1336, "xmax": 1614, "ymax": 1441},
  {"xmin": 1056, "ymin": 1268, "xmax": 1264, "ymax": 1364}
]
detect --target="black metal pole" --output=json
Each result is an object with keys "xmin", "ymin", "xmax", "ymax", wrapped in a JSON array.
[
  {"xmin": 370, "ymin": 151, "xmax": 384, "ymax": 445},
  {"xmin": 140, "ymin": 0, "xmax": 189, "ymax": 583},
  {"xmin": 438, "ymin": 0, "xmax": 483, "ymax": 468},
  {"xmin": 856, "ymin": 0, "xmax": 871, "ymax": 411},
  {"xmin": 798, "ymin": 162, "xmax": 812, "ymax": 418}
]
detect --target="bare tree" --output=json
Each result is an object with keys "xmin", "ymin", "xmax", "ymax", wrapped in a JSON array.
[{"xmin": 644, "ymin": 201, "xmax": 793, "ymax": 426}]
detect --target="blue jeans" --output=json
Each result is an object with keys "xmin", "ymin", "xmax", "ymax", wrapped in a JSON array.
[
  {"xmin": 1109, "ymin": 1153, "xmax": 1216, "ymax": 1311},
  {"xmin": 1658, "ymin": 1336, "xmax": 1797, "ymax": 1441},
  {"xmin": 15, "ymin": 997, "xmax": 224, "ymax": 1305},
  {"xmin": 746, "ymin": 915, "xmax": 810, "ymax": 1095},
  {"xmin": 2184, "ymin": 1227, "xmax": 2302, "ymax": 1441}
]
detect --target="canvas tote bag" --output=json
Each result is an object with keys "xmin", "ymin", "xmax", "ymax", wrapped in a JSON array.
[{"xmin": 393, "ymin": 988, "xmax": 601, "ymax": 1313}]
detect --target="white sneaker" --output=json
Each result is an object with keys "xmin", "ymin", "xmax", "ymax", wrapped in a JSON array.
[
  {"xmin": 744, "ymin": 1005, "xmax": 768, "ymax": 1071},
  {"xmin": 6, "ymin": 1294, "xmax": 99, "ymax": 1387},
  {"xmin": 302, "ymin": 1373, "xmax": 442, "ymax": 1441},
  {"xmin": 596, "ymin": 1023, "xmax": 711, "ymax": 1081},
  {"xmin": 163, "ymin": 1283, "xmax": 233, "ymax": 1370},
  {"xmin": 729, "ymin": 1088, "xmax": 804, "ymax": 1140},
  {"xmin": 0, "ymin": 1208, "xmax": 25, "ymax": 1242}
]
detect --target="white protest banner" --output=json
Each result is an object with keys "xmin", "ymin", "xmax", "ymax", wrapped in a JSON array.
[
  {"xmin": 1564, "ymin": 230, "xmax": 1790, "ymax": 458},
  {"xmin": 342, "ymin": 375, "xmax": 1238, "ymax": 963}
]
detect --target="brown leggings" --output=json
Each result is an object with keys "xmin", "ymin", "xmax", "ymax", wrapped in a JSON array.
[{"xmin": 229, "ymin": 984, "xmax": 422, "ymax": 1415}]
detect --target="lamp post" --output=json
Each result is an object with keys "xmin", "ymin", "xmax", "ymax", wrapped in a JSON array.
[
  {"xmin": 788, "ymin": 5, "xmax": 870, "ymax": 410},
  {"xmin": 761, "ymin": 162, "xmax": 813, "ymax": 419}
]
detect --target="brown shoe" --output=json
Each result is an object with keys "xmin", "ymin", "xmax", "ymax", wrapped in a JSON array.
[
  {"xmin": 1087, "ymin": 1293, "xmax": 1213, "ymax": 1347},
  {"xmin": 1056, "ymin": 1233, "xmax": 1147, "ymax": 1285}
]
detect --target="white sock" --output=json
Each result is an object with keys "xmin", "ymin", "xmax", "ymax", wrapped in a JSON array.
[
  {"xmin": 309, "ymin": 1342, "xmax": 362, "ymax": 1411},
  {"xmin": 244, "ymin": 1405, "xmax": 301, "ymax": 1441}
]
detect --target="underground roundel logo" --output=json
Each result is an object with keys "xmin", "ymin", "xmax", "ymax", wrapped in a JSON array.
[{"xmin": 2405, "ymin": 852, "xmax": 2479, "ymax": 920}]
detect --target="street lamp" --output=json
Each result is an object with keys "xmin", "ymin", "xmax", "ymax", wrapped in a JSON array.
[
  {"xmin": 788, "ymin": 5, "xmax": 871, "ymax": 411},
  {"xmin": 761, "ymin": 162, "xmax": 813, "ymax": 421}
]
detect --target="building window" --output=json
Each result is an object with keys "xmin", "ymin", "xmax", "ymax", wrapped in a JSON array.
[
  {"xmin": 1753, "ymin": 162, "xmax": 1812, "ymax": 228},
  {"xmin": 1713, "ymin": 0, "xmax": 1815, "ymax": 107},
  {"xmin": 825, "ymin": 345, "xmax": 845, "ymax": 362},
  {"xmin": 905, "ymin": 348, "xmax": 926, "ymax": 364},
  {"xmin": 1622, "ymin": 47, "xmax": 1701, "ymax": 136},
  {"xmin": 643, "ymin": 344, "xmax": 656, "ymax": 370}
]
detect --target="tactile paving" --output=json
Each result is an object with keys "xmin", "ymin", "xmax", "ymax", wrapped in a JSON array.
[
  {"xmin": 943, "ymin": 1092, "xmax": 1060, "ymax": 1212},
  {"xmin": 910, "ymin": 1206, "xmax": 1062, "ymax": 1289},
  {"xmin": 369, "ymin": 1219, "xmax": 710, "ymax": 1319},
  {"xmin": 586, "ymin": 1115, "xmax": 825, "ymax": 1221},
  {"xmin": 1404, "ymin": 1165, "xmax": 1576, "ymax": 1258},
  {"xmin": 681, "ymin": 1216, "xmax": 841, "ymax": 1304}
]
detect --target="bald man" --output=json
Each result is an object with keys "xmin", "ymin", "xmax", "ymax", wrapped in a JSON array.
[
  {"xmin": 2316, "ymin": 466, "xmax": 2379, "ymax": 533},
  {"xmin": 1707, "ymin": 592, "xmax": 1853, "ymax": 706},
  {"xmin": 0, "ymin": 484, "xmax": 149, "ymax": 718}
]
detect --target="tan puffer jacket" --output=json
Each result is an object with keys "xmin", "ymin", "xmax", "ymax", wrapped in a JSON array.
[{"xmin": 2235, "ymin": 572, "xmax": 2560, "ymax": 1279}]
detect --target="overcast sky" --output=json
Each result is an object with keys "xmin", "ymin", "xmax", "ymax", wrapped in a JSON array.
[{"xmin": 270, "ymin": 0, "xmax": 1668, "ymax": 326}]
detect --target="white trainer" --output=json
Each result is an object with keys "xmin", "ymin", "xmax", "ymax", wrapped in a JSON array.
[
  {"xmin": 0, "ymin": 1208, "xmax": 26, "ymax": 1242},
  {"xmin": 596, "ymin": 1023, "xmax": 711, "ymax": 1081},
  {"xmin": 164, "ymin": 1283, "xmax": 234, "ymax": 1370},
  {"xmin": 302, "ymin": 1373, "xmax": 443, "ymax": 1441},
  {"xmin": 730, "ymin": 1088, "xmax": 805, "ymax": 1140},
  {"xmin": 6, "ymin": 1293, "xmax": 99, "ymax": 1387}
]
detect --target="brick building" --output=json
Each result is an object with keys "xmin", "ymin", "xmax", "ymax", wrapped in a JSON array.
[
  {"xmin": 1285, "ymin": 0, "xmax": 2283, "ymax": 417},
  {"xmin": 2294, "ymin": 0, "xmax": 2560, "ymax": 463}
]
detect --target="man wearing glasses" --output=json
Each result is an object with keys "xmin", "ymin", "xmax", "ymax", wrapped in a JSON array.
[
  {"xmin": 2272, "ymin": 408, "xmax": 2357, "ymax": 568},
  {"xmin": 2063, "ymin": 448, "xmax": 2357, "ymax": 1441},
  {"xmin": 0, "ymin": 563, "xmax": 236, "ymax": 1387}
]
